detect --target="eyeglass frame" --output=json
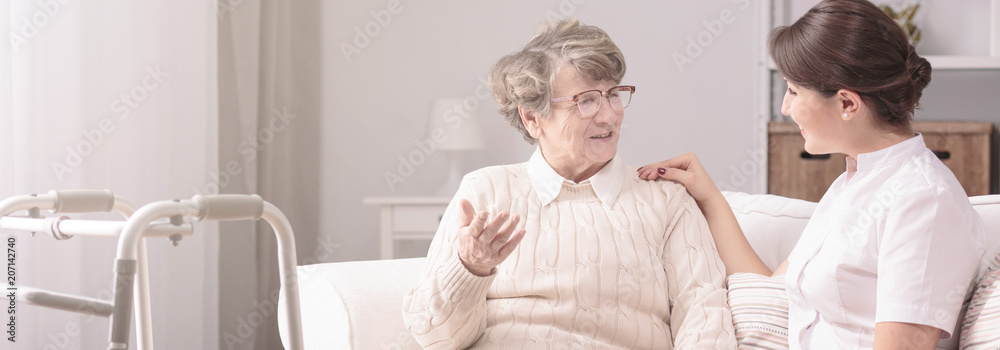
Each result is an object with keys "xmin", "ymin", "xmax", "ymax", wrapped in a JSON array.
[{"xmin": 549, "ymin": 85, "xmax": 636, "ymax": 118}]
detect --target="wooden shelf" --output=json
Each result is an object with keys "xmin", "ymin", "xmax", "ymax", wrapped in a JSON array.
[{"xmin": 924, "ymin": 55, "xmax": 1000, "ymax": 70}]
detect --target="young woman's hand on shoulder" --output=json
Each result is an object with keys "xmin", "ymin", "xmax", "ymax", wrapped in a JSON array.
[
  {"xmin": 638, "ymin": 152, "xmax": 725, "ymax": 205},
  {"xmin": 639, "ymin": 152, "xmax": 772, "ymax": 276}
]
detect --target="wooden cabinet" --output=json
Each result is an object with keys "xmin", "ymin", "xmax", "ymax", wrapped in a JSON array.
[
  {"xmin": 768, "ymin": 121, "xmax": 994, "ymax": 202},
  {"xmin": 918, "ymin": 122, "xmax": 995, "ymax": 196}
]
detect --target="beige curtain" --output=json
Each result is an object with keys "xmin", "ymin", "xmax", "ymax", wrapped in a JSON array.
[
  {"xmin": 217, "ymin": 0, "xmax": 322, "ymax": 348},
  {"xmin": 1, "ymin": 1, "xmax": 218, "ymax": 348}
]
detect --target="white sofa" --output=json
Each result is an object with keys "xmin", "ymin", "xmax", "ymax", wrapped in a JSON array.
[{"xmin": 279, "ymin": 192, "xmax": 1000, "ymax": 349}]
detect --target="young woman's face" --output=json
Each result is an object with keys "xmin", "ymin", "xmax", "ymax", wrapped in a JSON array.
[{"xmin": 780, "ymin": 80, "xmax": 845, "ymax": 155}]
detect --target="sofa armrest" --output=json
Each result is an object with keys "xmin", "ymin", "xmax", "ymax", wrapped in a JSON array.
[{"xmin": 279, "ymin": 258, "xmax": 426, "ymax": 350}]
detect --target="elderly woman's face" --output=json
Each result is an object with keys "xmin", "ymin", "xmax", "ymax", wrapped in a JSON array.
[{"xmin": 532, "ymin": 65, "xmax": 623, "ymax": 174}]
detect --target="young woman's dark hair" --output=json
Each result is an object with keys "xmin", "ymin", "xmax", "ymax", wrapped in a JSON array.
[{"xmin": 768, "ymin": 0, "xmax": 932, "ymax": 131}]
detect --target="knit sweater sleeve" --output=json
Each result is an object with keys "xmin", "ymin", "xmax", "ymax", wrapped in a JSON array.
[
  {"xmin": 662, "ymin": 186, "xmax": 737, "ymax": 348},
  {"xmin": 401, "ymin": 174, "xmax": 496, "ymax": 350}
]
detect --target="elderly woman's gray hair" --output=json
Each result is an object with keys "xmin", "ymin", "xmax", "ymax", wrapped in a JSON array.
[{"xmin": 487, "ymin": 19, "xmax": 626, "ymax": 144}]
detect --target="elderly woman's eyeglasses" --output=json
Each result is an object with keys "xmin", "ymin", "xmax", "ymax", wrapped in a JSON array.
[{"xmin": 550, "ymin": 85, "xmax": 635, "ymax": 118}]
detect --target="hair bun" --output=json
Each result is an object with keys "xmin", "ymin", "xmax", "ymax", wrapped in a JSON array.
[
  {"xmin": 769, "ymin": 0, "xmax": 932, "ymax": 131},
  {"xmin": 906, "ymin": 48, "xmax": 932, "ymax": 93}
]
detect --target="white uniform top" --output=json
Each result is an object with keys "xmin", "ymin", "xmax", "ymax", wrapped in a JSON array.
[{"xmin": 785, "ymin": 134, "xmax": 986, "ymax": 349}]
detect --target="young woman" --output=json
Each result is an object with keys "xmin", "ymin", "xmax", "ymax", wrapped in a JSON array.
[{"xmin": 639, "ymin": 0, "xmax": 986, "ymax": 349}]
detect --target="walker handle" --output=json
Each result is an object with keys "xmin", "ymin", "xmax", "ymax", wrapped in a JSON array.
[
  {"xmin": 50, "ymin": 189, "xmax": 116, "ymax": 213},
  {"xmin": 193, "ymin": 194, "xmax": 264, "ymax": 221},
  {"xmin": 19, "ymin": 286, "xmax": 114, "ymax": 317}
]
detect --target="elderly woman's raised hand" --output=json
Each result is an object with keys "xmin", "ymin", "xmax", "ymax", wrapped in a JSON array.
[
  {"xmin": 456, "ymin": 199, "xmax": 526, "ymax": 276},
  {"xmin": 638, "ymin": 152, "xmax": 724, "ymax": 205}
]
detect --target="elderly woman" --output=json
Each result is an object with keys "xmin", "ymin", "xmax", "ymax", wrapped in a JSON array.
[{"xmin": 402, "ymin": 19, "xmax": 736, "ymax": 349}]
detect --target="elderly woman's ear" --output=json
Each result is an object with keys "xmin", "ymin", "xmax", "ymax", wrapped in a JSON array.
[{"xmin": 518, "ymin": 105, "xmax": 543, "ymax": 139}]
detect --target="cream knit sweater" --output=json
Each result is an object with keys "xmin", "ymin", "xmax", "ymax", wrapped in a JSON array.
[{"xmin": 402, "ymin": 158, "xmax": 735, "ymax": 349}]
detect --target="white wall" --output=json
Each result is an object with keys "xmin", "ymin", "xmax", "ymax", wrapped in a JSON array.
[{"xmin": 320, "ymin": 0, "xmax": 761, "ymax": 262}]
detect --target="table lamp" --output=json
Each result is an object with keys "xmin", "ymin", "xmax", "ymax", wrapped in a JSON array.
[{"xmin": 426, "ymin": 98, "xmax": 486, "ymax": 195}]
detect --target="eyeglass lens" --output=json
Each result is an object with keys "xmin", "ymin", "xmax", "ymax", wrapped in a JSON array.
[{"xmin": 577, "ymin": 87, "xmax": 632, "ymax": 116}]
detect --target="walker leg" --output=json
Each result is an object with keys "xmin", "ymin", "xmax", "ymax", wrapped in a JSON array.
[
  {"xmin": 136, "ymin": 239, "xmax": 154, "ymax": 350},
  {"xmin": 108, "ymin": 258, "xmax": 137, "ymax": 350}
]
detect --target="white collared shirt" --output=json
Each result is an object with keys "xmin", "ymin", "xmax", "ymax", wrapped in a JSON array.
[
  {"xmin": 785, "ymin": 134, "xmax": 986, "ymax": 349},
  {"xmin": 525, "ymin": 147, "xmax": 624, "ymax": 207}
]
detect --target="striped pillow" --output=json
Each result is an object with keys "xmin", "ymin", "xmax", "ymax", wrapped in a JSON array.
[
  {"xmin": 727, "ymin": 273, "xmax": 789, "ymax": 350},
  {"xmin": 960, "ymin": 254, "xmax": 1000, "ymax": 349}
]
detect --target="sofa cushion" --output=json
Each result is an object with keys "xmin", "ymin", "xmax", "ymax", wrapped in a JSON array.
[
  {"xmin": 727, "ymin": 273, "xmax": 790, "ymax": 349},
  {"xmin": 960, "ymin": 254, "xmax": 1000, "ymax": 350}
]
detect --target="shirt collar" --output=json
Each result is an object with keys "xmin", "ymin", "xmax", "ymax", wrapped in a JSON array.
[
  {"xmin": 846, "ymin": 133, "xmax": 926, "ymax": 172},
  {"xmin": 526, "ymin": 147, "xmax": 624, "ymax": 207}
]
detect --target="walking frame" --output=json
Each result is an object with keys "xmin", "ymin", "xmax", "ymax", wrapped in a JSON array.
[{"xmin": 0, "ymin": 190, "xmax": 303, "ymax": 350}]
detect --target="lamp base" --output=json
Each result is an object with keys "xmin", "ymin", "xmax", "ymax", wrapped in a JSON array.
[{"xmin": 435, "ymin": 152, "xmax": 465, "ymax": 196}]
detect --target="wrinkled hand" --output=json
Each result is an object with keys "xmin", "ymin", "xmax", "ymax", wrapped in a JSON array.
[
  {"xmin": 637, "ymin": 152, "xmax": 724, "ymax": 204},
  {"xmin": 456, "ymin": 199, "xmax": 526, "ymax": 276}
]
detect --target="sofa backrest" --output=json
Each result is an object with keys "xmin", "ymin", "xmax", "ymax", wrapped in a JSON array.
[
  {"xmin": 971, "ymin": 195, "xmax": 1000, "ymax": 269},
  {"xmin": 722, "ymin": 191, "xmax": 816, "ymax": 271},
  {"xmin": 723, "ymin": 191, "xmax": 1000, "ymax": 274}
]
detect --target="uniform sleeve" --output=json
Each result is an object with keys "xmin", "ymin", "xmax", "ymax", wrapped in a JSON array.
[
  {"xmin": 663, "ymin": 189, "xmax": 737, "ymax": 348},
  {"xmin": 401, "ymin": 176, "xmax": 495, "ymax": 349},
  {"xmin": 876, "ymin": 185, "xmax": 985, "ymax": 337}
]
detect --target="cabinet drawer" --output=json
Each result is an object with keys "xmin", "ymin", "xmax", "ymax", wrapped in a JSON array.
[
  {"xmin": 768, "ymin": 122, "xmax": 846, "ymax": 202},
  {"xmin": 392, "ymin": 205, "xmax": 448, "ymax": 232}
]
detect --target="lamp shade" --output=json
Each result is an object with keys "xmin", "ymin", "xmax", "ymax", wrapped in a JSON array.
[{"xmin": 426, "ymin": 98, "xmax": 486, "ymax": 151}]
